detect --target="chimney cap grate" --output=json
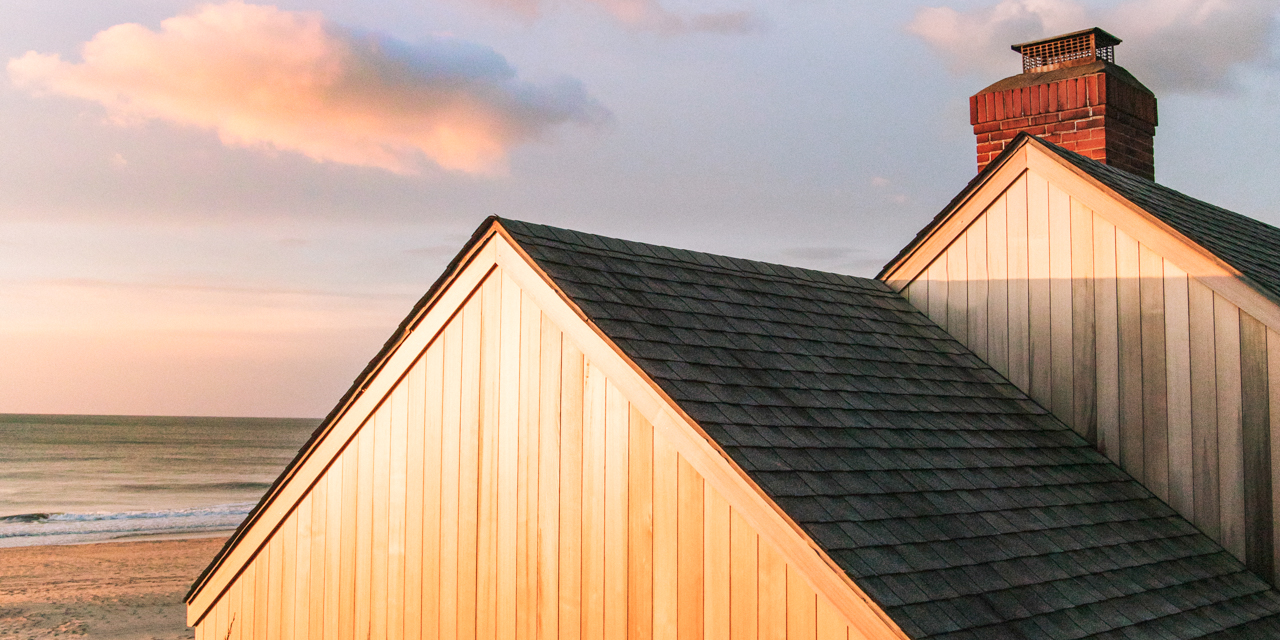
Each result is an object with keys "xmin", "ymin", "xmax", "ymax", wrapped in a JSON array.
[{"xmin": 1012, "ymin": 27, "xmax": 1121, "ymax": 72}]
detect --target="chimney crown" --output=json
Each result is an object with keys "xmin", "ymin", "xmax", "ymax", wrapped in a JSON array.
[{"xmin": 1012, "ymin": 28, "xmax": 1121, "ymax": 73}]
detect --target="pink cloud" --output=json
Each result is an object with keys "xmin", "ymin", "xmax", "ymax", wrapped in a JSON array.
[
  {"xmin": 486, "ymin": 0, "xmax": 758, "ymax": 33},
  {"xmin": 7, "ymin": 1, "xmax": 609, "ymax": 174}
]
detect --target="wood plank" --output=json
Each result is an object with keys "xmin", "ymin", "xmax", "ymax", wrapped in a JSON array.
[
  {"xmin": 422, "ymin": 345, "xmax": 445, "ymax": 639},
  {"xmin": 355, "ymin": 424, "xmax": 375, "ymax": 640},
  {"xmin": 440, "ymin": 315, "xmax": 466, "ymax": 640},
  {"xmin": 1189, "ymin": 278, "xmax": 1220, "ymax": 539},
  {"xmin": 391, "ymin": 384, "xmax": 410, "ymax": 640},
  {"xmin": 817, "ymin": 598, "xmax": 847, "ymax": 640},
  {"xmin": 1240, "ymin": 311, "xmax": 1272, "ymax": 579},
  {"xmin": 786, "ymin": 565, "xmax": 817, "ymax": 640},
  {"xmin": 704, "ymin": 484, "xmax": 731, "ymax": 640},
  {"xmin": 477, "ymin": 274, "xmax": 502, "ymax": 640},
  {"xmin": 1140, "ymin": 244, "xmax": 1169, "ymax": 500},
  {"xmin": 519, "ymin": 292, "xmax": 542, "ymax": 640},
  {"xmin": 946, "ymin": 234, "xmax": 968, "ymax": 342},
  {"xmin": 1071, "ymin": 199, "xmax": 1096, "ymax": 443},
  {"xmin": 986, "ymin": 194, "xmax": 1010, "ymax": 377},
  {"xmin": 559, "ymin": 340, "xmax": 585, "ymax": 640},
  {"xmin": 1048, "ymin": 183, "xmax": 1075, "ymax": 424},
  {"xmin": 268, "ymin": 534, "xmax": 283, "ymax": 640},
  {"xmin": 309, "ymin": 462, "xmax": 327, "ymax": 640},
  {"xmin": 677, "ymin": 456, "xmax": 704, "ymax": 640},
  {"xmin": 605, "ymin": 382, "xmax": 631, "ymax": 640},
  {"xmin": 294, "ymin": 495, "xmax": 312, "ymax": 640},
  {"xmin": 1026, "ymin": 170, "xmax": 1053, "ymax": 408},
  {"xmin": 730, "ymin": 510, "xmax": 757, "ymax": 640},
  {"xmin": 324, "ymin": 460, "xmax": 342, "ymax": 640},
  {"xmin": 241, "ymin": 558, "xmax": 256, "ymax": 640},
  {"xmin": 1006, "ymin": 174, "xmax": 1031, "ymax": 391},
  {"xmin": 582, "ymin": 362, "xmax": 608, "ymax": 640},
  {"xmin": 405, "ymin": 358, "xmax": 426, "ymax": 640},
  {"xmin": 1164, "ymin": 261, "xmax": 1193, "ymax": 517},
  {"xmin": 925, "ymin": 257, "xmax": 948, "ymax": 330},
  {"xmin": 1269, "ymin": 329, "xmax": 1280, "ymax": 584},
  {"xmin": 967, "ymin": 216, "xmax": 989, "ymax": 361},
  {"xmin": 537, "ymin": 320, "xmax": 563, "ymax": 640},
  {"xmin": 904, "ymin": 279, "xmax": 926, "ymax": 316},
  {"xmin": 652, "ymin": 427, "xmax": 679, "ymax": 640},
  {"xmin": 281, "ymin": 512, "xmax": 297, "ymax": 640},
  {"xmin": 228, "ymin": 571, "xmax": 241, "ymax": 640},
  {"xmin": 629, "ymin": 407, "xmax": 654, "ymax": 640},
  {"xmin": 1217, "ymin": 293, "xmax": 1245, "ymax": 559},
  {"xmin": 538, "ymin": 318, "xmax": 562, "ymax": 640},
  {"xmin": 757, "ymin": 538, "xmax": 787, "ymax": 640},
  {"xmin": 371, "ymin": 406, "xmax": 391, "ymax": 640},
  {"xmin": 1093, "ymin": 215, "xmax": 1120, "ymax": 462},
  {"xmin": 497, "ymin": 272, "xmax": 521, "ymax": 640},
  {"xmin": 257, "ymin": 542, "xmax": 270, "ymax": 640},
  {"xmin": 1115, "ymin": 229, "xmax": 1144, "ymax": 480},
  {"xmin": 458, "ymin": 292, "xmax": 484, "ymax": 640}
]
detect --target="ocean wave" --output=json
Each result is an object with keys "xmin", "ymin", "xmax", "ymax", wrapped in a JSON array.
[
  {"xmin": 0, "ymin": 502, "xmax": 256, "ymax": 547},
  {"xmin": 115, "ymin": 481, "xmax": 273, "ymax": 493}
]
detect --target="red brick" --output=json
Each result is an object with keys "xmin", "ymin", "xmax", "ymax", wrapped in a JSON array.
[
  {"xmin": 974, "ymin": 121, "xmax": 1001, "ymax": 135},
  {"xmin": 1012, "ymin": 88, "xmax": 1022, "ymax": 117},
  {"xmin": 970, "ymin": 95, "xmax": 979, "ymax": 125}
]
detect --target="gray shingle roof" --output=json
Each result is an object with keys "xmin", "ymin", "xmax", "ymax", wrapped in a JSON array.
[
  {"xmin": 1038, "ymin": 140, "xmax": 1280, "ymax": 303},
  {"xmin": 500, "ymin": 217, "xmax": 1280, "ymax": 639}
]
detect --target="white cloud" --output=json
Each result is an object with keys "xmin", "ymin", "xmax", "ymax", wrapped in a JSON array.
[
  {"xmin": 907, "ymin": 0, "xmax": 1280, "ymax": 93},
  {"xmin": 8, "ymin": 1, "xmax": 610, "ymax": 174}
]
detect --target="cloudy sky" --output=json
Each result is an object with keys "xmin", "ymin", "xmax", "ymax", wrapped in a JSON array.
[{"xmin": 4, "ymin": 0, "xmax": 1280, "ymax": 418}]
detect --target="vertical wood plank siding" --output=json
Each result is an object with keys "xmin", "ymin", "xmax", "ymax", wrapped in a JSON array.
[
  {"xmin": 897, "ymin": 168, "xmax": 1280, "ymax": 578},
  {"xmin": 196, "ymin": 267, "xmax": 863, "ymax": 638}
]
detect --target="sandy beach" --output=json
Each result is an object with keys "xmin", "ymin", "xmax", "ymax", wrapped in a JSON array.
[{"xmin": 0, "ymin": 536, "xmax": 228, "ymax": 639}]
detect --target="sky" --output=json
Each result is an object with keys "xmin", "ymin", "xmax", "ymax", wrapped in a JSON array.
[{"xmin": 3, "ymin": 0, "xmax": 1280, "ymax": 418}]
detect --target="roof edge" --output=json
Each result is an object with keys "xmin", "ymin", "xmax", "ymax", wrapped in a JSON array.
[{"xmin": 877, "ymin": 132, "xmax": 1036, "ymax": 282}]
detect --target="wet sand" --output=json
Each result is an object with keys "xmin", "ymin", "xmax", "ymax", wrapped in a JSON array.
[{"xmin": 0, "ymin": 536, "xmax": 228, "ymax": 639}]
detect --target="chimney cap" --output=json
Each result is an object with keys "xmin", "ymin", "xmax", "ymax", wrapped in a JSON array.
[{"xmin": 1011, "ymin": 27, "xmax": 1122, "ymax": 73}]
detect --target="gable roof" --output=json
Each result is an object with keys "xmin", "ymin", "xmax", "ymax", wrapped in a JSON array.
[
  {"xmin": 499, "ymin": 218, "xmax": 1280, "ymax": 639},
  {"xmin": 879, "ymin": 133, "xmax": 1280, "ymax": 308},
  {"xmin": 1038, "ymin": 140, "xmax": 1280, "ymax": 303}
]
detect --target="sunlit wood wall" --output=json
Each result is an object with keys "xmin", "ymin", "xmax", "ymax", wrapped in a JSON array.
[
  {"xmin": 897, "ymin": 170, "xmax": 1280, "ymax": 582},
  {"xmin": 194, "ymin": 268, "xmax": 862, "ymax": 640}
]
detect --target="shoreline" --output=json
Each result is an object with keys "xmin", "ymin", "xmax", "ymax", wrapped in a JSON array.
[{"xmin": 0, "ymin": 535, "xmax": 228, "ymax": 639}]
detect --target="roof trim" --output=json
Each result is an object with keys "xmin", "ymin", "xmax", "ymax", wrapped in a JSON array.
[
  {"xmin": 185, "ymin": 217, "xmax": 504, "ymax": 619},
  {"xmin": 877, "ymin": 132, "xmax": 1032, "ymax": 287},
  {"xmin": 879, "ymin": 134, "xmax": 1280, "ymax": 335}
]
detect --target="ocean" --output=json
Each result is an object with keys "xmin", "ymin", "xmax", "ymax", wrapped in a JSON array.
[{"xmin": 0, "ymin": 414, "xmax": 318, "ymax": 548}]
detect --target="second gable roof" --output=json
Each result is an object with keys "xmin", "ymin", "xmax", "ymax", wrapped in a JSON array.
[{"xmin": 500, "ymin": 218, "xmax": 1280, "ymax": 639}]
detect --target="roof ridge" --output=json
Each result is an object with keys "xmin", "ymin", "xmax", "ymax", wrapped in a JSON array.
[{"xmin": 498, "ymin": 217, "xmax": 893, "ymax": 296}]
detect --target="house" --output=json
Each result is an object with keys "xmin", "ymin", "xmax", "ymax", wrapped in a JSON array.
[{"xmin": 186, "ymin": 29, "xmax": 1280, "ymax": 639}]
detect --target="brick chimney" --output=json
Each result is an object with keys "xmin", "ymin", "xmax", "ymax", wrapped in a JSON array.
[{"xmin": 971, "ymin": 28, "xmax": 1158, "ymax": 180}]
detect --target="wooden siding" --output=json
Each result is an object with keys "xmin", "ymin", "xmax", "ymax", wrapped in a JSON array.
[
  {"xmin": 896, "ymin": 168, "xmax": 1280, "ymax": 582},
  {"xmin": 194, "ymin": 266, "xmax": 865, "ymax": 640}
]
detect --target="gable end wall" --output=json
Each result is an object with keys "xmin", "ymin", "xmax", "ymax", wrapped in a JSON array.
[
  {"xmin": 891, "ymin": 166, "xmax": 1280, "ymax": 584},
  {"xmin": 190, "ymin": 244, "xmax": 889, "ymax": 640}
]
